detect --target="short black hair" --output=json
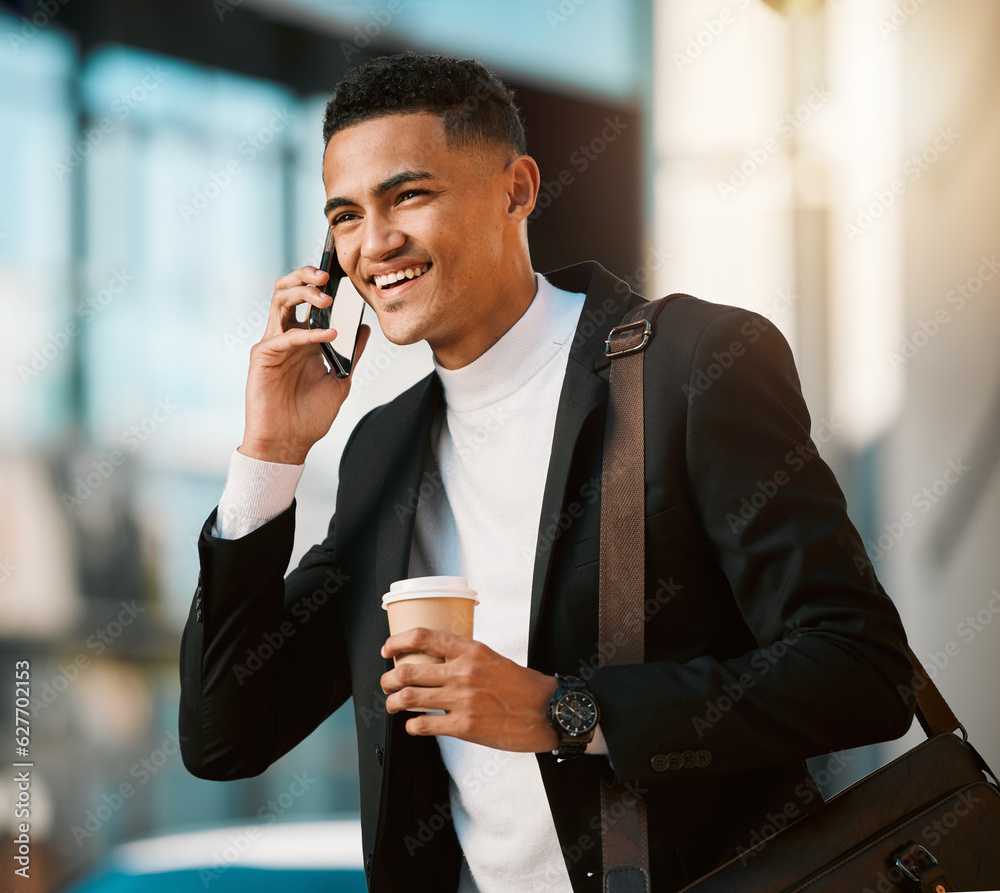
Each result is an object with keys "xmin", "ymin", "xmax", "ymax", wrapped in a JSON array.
[{"xmin": 322, "ymin": 52, "xmax": 527, "ymax": 157}]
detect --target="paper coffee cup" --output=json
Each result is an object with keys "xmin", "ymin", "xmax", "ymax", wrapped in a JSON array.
[{"xmin": 381, "ymin": 576, "xmax": 479, "ymax": 667}]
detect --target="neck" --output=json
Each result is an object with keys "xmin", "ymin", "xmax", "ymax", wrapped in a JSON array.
[{"xmin": 431, "ymin": 252, "xmax": 537, "ymax": 370}]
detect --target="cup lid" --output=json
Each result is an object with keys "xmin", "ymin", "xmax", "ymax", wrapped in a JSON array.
[
  {"xmin": 381, "ymin": 576, "xmax": 479, "ymax": 609},
  {"xmin": 389, "ymin": 575, "xmax": 470, "ymax": 593}
]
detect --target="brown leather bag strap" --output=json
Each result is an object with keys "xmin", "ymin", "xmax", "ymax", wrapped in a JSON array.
[
  {"xmin": 599, "ymin": 296, "xmax": 677, "ymax": 893},
  {"xmin": 906, "ymin": 644, "xmax": 966, "ymax": 739}
]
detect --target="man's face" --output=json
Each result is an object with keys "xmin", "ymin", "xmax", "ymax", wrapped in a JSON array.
[{"xmin": 322, "ymin": 112, "xmax": 514, "ymax": 356}]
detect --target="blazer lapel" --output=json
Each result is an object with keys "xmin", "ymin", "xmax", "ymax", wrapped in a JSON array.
[
  {"xmin": 373, "ymin": 374, "xmax": 444, "ymax": 622},
  {"xmin": 526, "ymin": 262, "xmax": 637, "ymax": 661}
]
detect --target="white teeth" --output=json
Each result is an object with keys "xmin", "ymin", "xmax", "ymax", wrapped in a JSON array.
[{"xmin": 375, "ymin": 264, "xmax": 429, "ymax": 289}]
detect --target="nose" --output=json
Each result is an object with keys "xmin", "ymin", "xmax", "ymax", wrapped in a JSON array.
[{"xmin": 360, "ymin": 211, "xmax": 406, "ymax": 263}]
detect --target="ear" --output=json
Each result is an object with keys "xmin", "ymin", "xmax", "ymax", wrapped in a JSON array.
[{"xmin": 504, "ymin": 155, "xmax": 540, "ymax": 222}]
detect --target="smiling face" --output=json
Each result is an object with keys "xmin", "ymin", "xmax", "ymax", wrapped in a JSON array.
[{"xmin": 322, "ymin": 112, "xmax": 539, "ymax": 369}]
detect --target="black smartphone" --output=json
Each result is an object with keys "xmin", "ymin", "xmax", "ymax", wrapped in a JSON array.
[{"xmin": 308, "ymin": 228, "xmax": 365, "ymax": 378}]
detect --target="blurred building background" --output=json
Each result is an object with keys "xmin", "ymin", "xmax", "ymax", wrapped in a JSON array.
[{"xmin": 0, "ymin": 0, "xmax": 997, "ymax": 889}]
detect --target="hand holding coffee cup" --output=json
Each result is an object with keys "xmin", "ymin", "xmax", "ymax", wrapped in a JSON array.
[{"xmin": 381, "ymin": 576, "xmax": 479, "ymax": 666}]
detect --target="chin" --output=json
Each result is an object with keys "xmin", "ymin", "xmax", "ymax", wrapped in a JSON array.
[{"xmin": 373, "ymin": 313, "xmax": 429, "ymax": 348}]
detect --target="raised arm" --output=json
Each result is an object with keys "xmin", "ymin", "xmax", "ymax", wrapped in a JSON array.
[{"xmin": 179, "ymin": 261, "xmax": 370, "ymax": 779}]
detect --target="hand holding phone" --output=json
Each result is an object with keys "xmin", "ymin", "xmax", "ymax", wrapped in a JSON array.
[
  {"xmin": 238, "ymin": 232, "xmax": 370, "ymax": 465},
  {"xmin": 308, "ymin": 228, "xmax": 366, "ymax": 378}
]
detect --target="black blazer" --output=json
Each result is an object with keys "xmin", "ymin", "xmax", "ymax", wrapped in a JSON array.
[{"xmin": 179, "ymin": 261, "xmax": 915, "ymax": 892}]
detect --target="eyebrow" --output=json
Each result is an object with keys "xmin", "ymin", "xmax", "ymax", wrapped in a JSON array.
[{"xmin": 323, "ymin": 170, "xmax": 436, "ymax": 218}]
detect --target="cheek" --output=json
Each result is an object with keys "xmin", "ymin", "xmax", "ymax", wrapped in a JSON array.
[{"xmin": 334, "ymin": 232, "xmax": 362, "ymax": 269}]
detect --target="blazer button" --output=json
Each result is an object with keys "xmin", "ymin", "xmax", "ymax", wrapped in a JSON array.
[
  {"xmin": 650, "ymin": 753, "xmax": 669, "ymax": 773},
  {"xmin": 365, "ymin": 853, "xmax": 372, "ymax": 876},
  {"xmin": 375, "ymin": 744, "xmax": 384, "ymax": 767},
  {"xmin": 696, "ymin": 749, "xmax": 712, "ymax": 768},
  {"xmin": 667, "ymin": 752, "xmax": 683, "ymax": 771}
]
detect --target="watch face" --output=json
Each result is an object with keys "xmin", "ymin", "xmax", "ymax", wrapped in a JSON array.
[{"xmin": 554, "ymin": 691, "xmax": 598, "ymax": 735}]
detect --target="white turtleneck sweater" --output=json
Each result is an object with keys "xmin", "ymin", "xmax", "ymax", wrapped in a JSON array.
[{"xmin": 214, "ymin": 272, "xmax": 588, "ymax": 893}]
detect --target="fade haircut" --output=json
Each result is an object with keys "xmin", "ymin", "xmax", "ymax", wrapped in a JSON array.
[{"xmin": 322, "ymin": 52, "xmax": 527, "ymax": 159}]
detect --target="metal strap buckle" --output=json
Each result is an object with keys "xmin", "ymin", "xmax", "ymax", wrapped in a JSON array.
[
  {"xmin": 894, "ymin": 843, "xmax": 939, "ymax": 883},
  {"xmin": 605, "ymin": 319, "xmax": 651, "ymax": 358}
]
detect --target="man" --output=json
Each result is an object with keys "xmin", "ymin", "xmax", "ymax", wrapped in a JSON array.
[{"xmin": 179, "ymin": 53, "xmax": 915, "ymax": 892}]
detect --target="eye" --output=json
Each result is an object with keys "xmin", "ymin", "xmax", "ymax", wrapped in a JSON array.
[
  {"xmin": 331, "ymin": 211, "xmax": 359, "ymax": 227},
  {"xmin": 398, "ymin": 189, "xmax": 428, "ymax": 203}
]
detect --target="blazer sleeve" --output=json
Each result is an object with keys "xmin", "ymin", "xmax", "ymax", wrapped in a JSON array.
[
  {"xmin": 587, "ymin": 307, "xmax": 917, "ymax": 784},
  {"xmin": 178, "ymin": 416, "xmax": 375, "ymax": 780}
]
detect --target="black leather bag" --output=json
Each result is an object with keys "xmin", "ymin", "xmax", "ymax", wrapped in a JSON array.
[{"xmin": 676, "ymin": 652, "xmax": 1000, "ymax": 893}]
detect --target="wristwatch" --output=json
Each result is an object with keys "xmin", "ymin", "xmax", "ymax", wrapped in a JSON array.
[{"xmin": 547, "ymin": 674, "xmax": 600, "ymax": 758}]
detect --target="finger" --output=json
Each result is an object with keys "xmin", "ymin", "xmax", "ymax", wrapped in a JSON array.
[
  {"xmin": 385, "ymin": 683, "xmax": 450, "ymax": 715},
  {"xmin": 380, "ymin": 659, "xmax": 450, "ymax": 696},
  {"xmin": 265, "ymin": 281, "xmax": 334, "ymax": 337},
  {"xmin": 273, "ymin": 265, "xmax": 329, "ymax": 291},
  {"xmin": 381, "ymin": 627, "xmax": 466, "ymax": 661},
  {"xmin": 269, "ymin": 283, "xmax": 333, "ymax": 326},
  {"xmin": 403, "ymin": 711, "xmax": 460, "ymax": 738},
  {"xmin": 253, "ymin": 325, "xmax": 339, "ymax": 365}
]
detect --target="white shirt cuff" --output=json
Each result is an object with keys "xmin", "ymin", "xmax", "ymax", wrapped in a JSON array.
[
  {"xmin": 212, "ymin": 447, "xmax": 305, "ymax": 540},
  {"xmin": 585, "ymin": 723, "xmax": 608, "ymax": 756}
]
